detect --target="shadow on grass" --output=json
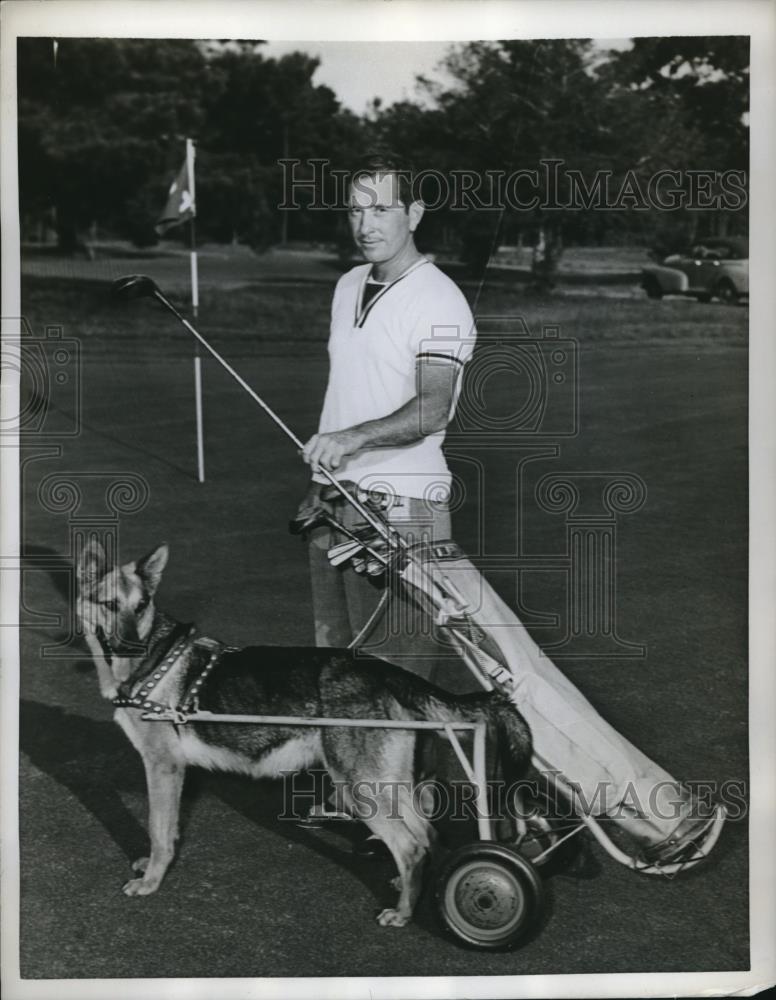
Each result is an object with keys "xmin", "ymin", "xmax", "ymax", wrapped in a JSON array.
[
  {"xmin": 18, "ymin": 697, "xmax": 444, "ymax": 935},
  {"xmin": 18, "ymin": 549, "xmax": 595, "ymax": 945},
  {"xmin": 20, "ymin": 699, "xmax": 150, "ymax": 862},
  {"xmin": 26, "ymin": 392, "xmax": 193, "ymax": 478},
  {"xmin": 17, "ymin": 544, "xmax": 590, "ymax": 945},
  {"xmin": 22, "ymin": 544, "xmax": 73, "ymax": 602}
]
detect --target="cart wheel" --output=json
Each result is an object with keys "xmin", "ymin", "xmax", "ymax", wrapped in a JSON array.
[{"xmin": 436, "ymin": 843, "xmax": 544, "ymax": 950}]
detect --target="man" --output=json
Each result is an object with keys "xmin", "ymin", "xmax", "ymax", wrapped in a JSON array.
[
  {"xmin": 296, "ymin": 155, "xmax": 723, "ymax": 866},
  {"xmin": 299, "ymin": 154, "xmax": 476, "ymax": 686}
]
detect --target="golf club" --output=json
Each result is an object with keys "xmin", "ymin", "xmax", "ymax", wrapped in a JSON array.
[
  {"xmin": 110, "ymin": 273, "xmax": 400, "ymax": 557},
  {"xmin": 289, "ymin": 505, "xmax": 391, "ymax": 567}
]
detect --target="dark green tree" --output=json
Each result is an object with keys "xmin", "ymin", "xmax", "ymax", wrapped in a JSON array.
[
  {"xmin": 18, "ymin": 38, "xmax": 209, "ymax": 249},
  {"xmin": 17, "ymin": 38, "xmax": 366, "ymax": 249},
  {"xmin": 200, "ymin": 46, "xmax": 364, "ymax": 246},
  {"xmin": 600, "ymin": 36, "xmax": 749, "ymax": 248},
  {"xmin": 371, "ymin": 40, "xmax": 611, "ymax": 279},
  {"xmin": 367, "ymin": 36, "xmax": 749, "ymax": 275}
]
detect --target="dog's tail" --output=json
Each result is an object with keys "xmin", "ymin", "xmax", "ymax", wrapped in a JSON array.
[{"xmin": 384, "ymin": 671, "xmax": 532, "ymax": 775}]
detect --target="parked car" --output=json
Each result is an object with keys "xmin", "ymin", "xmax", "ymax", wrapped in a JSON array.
[{"xmin": 641, "ymin": 237, "xmax": 748, "ymax": 303}]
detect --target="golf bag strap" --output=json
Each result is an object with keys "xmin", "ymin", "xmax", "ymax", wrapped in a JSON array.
[
  {"xmin": 405, "ymin": 539, "xmax": 467, "ymax": 563},
  {"xmin": 319, "ymin": 481, "xmax": 391, "ymax": 510}
]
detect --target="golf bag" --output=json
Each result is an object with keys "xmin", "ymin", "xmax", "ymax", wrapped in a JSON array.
[
  {"xmin": 339, "ymin": 532, "xmax": 701, "ymax": 849},
  {"xmin": 110, "ymin": 273, "xmax": 719, "ymax": 863}
]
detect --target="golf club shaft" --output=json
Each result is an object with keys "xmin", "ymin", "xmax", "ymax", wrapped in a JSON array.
[
  {"xmin": 151, "ymin": 289, "xmax": 405, "ymax": 549},
  {"xmin": 320, "ymin": 514, "xmax": 390, "ymax": 565},
  {"xmin": 153, "ymin": 290, "xmax": 305, "ymax": 448}
]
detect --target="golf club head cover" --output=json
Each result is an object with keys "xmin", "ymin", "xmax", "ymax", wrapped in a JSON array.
[{"xmin": 289, "ymin": 504, "xmax": 333, "ymax": 537}]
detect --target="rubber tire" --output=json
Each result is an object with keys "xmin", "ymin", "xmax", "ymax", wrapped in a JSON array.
[
  {"xmin": 435, "ymin": 843, "xmax": 544, "ymax": 950},
  {"xmin": 643, "ymin": 276, "xmax": 663, "ymax": 299},
  {"xmin": 716, "ymin": 279, "xmax": 739, "ymax": 305}
]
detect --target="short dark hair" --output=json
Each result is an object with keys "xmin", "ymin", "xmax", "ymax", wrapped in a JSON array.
[{"xmin": 350, "ymin": 152, "xmax": 418, "ymax": 210}]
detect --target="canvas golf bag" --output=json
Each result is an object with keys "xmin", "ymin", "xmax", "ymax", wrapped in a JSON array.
[{"xmin": 342, "ymin": 533, "xmax": 700, "ymax": 850}]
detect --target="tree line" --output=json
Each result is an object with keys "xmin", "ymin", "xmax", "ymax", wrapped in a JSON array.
[{"xmin": 17, "ymin": 36, "xmax": 748, "ymax": 261}]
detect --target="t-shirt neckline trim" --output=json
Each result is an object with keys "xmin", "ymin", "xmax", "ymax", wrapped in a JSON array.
[{"xmin": 354, "ymin": 257, "xmax": 429, "ymax": 328}]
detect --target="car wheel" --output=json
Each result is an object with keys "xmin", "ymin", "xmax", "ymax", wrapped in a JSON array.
[
  {"xmin": 642, "ymin": 276, "xmax": 663, "ymax": 300},
  {"xmin": 716, "ymin": 279, "xmax": 739, "ymax": 305}
]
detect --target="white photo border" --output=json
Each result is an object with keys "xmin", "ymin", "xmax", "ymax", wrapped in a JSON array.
[{"xmin": 2, "ymin": 2, "xmax": 774, "ymax": 998}]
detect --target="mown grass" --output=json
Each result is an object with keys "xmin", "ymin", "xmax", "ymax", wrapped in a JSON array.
[
  {"xmin": 17, "ymin": 267, "xmax": 749, "ymax": 978},
  {"xmin": 21, "ymin": 273, "xmax": 747, "ymax": 362}
]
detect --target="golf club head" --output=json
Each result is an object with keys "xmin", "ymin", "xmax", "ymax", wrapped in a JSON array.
[
  {"xmin": 111, "ymin": 274, "xmax": 161, "ymax": 302},
  {"xmin": 328, "ymin": 539, "xmax": 366, "ymax": 566},
  {"xmin": 289, "ymin": 504, "xmax": 333, "ymax": 536}
]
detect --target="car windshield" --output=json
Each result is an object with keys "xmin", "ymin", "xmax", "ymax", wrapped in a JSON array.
[{"xmin": 680, "ymin": 243, "xmax": 742, "ymax": 261}]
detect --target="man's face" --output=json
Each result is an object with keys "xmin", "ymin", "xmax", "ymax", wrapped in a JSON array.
[{"xmin": 347, "ymin": 172, "xmax": 422, "ymax": 267}]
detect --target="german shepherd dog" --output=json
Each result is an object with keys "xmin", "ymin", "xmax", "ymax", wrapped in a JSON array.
[{"xmin": 76, "ymin": 539, "xmax": 531, "ymax": 928}]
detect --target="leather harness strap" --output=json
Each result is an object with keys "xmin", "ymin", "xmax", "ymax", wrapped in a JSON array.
[
  {"xmin": 111, "ymin": 627, "xmax": 197, "ymax": 714},
  {"xmin": 111, "ymin": 628, "xmax": 236, "ymax": 719},
  {"xmin": 179, "ymin": 636, "xmax": 231, "ymax": 714}
]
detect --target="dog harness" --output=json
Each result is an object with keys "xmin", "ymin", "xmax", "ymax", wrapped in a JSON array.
[{"xmin": 111, "ymin": 625, "xmax": 235, "ymax": 721}]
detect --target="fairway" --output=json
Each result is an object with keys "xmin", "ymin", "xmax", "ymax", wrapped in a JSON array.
[{"xmin": 17, "ymin": 270, "xmax": 748, "ymax": 978}]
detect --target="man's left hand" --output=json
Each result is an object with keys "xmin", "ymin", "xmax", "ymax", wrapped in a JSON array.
[{"xmin": 302, "ymin": 428, "xmax": 363, "ymax": 472}]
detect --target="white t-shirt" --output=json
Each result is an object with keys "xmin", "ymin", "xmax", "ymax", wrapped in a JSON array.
[{"xmin": 315, "ymin": 259, "xmax": 476, "ymax": 500}]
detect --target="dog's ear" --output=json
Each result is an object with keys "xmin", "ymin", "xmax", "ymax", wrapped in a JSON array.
[
  {"xmin": 134, "ymin": 543, "xmax": 169, "ymax": 595},
  {"xmin": 77, "ymin": 539, "xmax": 108, "ymax": 591}
]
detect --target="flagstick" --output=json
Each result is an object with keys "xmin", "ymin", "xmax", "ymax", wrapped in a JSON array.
[{"xmin": 187, "ymin": 138, "xmax": 205, "ymax": 484}]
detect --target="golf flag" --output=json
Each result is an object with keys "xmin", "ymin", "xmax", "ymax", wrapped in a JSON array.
[
  {"xmin": 155, "ymin": 139, "xmax": 204, "ymax": 482},
  {"xmin": 156, "ymin": 155, "xmax": 196, "ymax": 235}
]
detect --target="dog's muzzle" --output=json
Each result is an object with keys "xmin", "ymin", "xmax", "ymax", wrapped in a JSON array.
[{"xmin": 95, "ymin": 625, "xmax": 144, "ymax": 660}]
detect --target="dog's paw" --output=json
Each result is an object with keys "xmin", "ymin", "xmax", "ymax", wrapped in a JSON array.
[
  {"xmin": 376, "ymin": 907, "xmax": 410, "ymax": 928},
  {"xmin": 122, "ymin": 876, "xmax": 159, "ymax": 897},
  {"xmin": 131, "ymin": 857, "xmax": 149, "ymax": 874}
]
